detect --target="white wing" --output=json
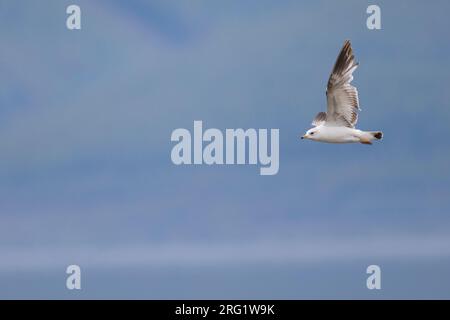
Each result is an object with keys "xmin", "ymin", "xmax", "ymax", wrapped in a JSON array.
[{"xmin": 325, "ymin": 40, "xmax": 360, "ymax": 128}]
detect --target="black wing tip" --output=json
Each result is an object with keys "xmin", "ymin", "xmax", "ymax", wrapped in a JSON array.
[
  {"xmin": 340, "ymin": 40, "xmax": 352, "ymax": 53},
  {"xmin": 332, "ymin": 40, "xmax": 357, "ymax": 73},
  {"xmin": 341, "ymin": 40, "xmax": 353, "ymax": 55}
]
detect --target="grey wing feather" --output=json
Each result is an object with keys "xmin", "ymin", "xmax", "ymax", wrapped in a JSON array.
[
  {"xmin": 312, "ymin": 112, "xmax": 327, "ymax": 126},
  {"xmin": 325, "ymin": 40, "xmax": 360, "ymax": 128}
]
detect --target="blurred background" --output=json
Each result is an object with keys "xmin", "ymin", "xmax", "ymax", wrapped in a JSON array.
[{"xmin": 0, "ymin": 0, "xmax": 449, "ymax": 298}]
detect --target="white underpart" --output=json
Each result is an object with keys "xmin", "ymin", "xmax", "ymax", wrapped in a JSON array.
[{"xmin": 309, "ymin": 125, "xmax": 374, "ymax": 144}]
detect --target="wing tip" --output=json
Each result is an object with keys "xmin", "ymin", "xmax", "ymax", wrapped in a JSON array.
[{"xmin": 331, "ymin": 40, "xmax": 359, "ymax": 76}]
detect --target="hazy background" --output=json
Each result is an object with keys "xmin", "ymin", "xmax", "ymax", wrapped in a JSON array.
[{"xmin": 1, "ymin": 0, "xmax": 450, "ymax": 298}]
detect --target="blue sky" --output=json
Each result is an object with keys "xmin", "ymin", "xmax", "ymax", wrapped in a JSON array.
[{"xmin": 1, "ymin": 0, "xmax": 450, "ymax": 298}]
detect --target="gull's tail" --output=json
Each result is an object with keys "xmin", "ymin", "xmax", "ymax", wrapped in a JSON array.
[
  {"xmin": 370, "ymin": 131, "xmax": 383, "ymax": 140},
  {"xmin": 360, "ymin": 131, "xmax": 383, "ymax": 145}
]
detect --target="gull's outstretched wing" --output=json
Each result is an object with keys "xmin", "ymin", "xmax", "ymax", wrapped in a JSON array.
[{"xmin": 325, "ymin": 40, "xmax": 360, "ymax": 128}]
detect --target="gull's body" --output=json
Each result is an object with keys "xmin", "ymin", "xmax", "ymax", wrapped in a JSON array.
[
  {"xmin": 302, "ymin": 40, "xmax": 383, "ymax": 145},
  {"xmin": 308, "ymin": 125, "xmax": 374, "ymax": 144}
]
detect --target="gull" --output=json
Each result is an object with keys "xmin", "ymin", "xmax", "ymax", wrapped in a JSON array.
[{"xmin": 301, "ymin": 40, "xmax": 383, "ymax": 145}]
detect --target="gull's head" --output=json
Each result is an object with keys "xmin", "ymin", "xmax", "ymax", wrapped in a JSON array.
[{"xmin": 301, "ymin": 128, "xmax": 320, "ymax": 141}]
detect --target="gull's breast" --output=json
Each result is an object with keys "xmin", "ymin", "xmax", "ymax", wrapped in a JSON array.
[{"xmin": 319, "ymin": 126, "xmax": 361, "ymax": 143}]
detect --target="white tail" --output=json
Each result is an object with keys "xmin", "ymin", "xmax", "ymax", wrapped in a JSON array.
[
  {"xmin": 370, "ymin": 131, "xmax": 383, "ymax": 140},
  {"xmin": 360, "ymin": 131, "xmax": 383, "ymax": 145}
]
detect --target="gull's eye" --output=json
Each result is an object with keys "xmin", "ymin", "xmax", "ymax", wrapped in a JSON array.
[{"xmin": 310, "ymin": 132, "xmax": 314, "ymax": 135}]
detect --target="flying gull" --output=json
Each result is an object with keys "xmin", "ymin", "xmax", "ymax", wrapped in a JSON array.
[{"xmin": 301, "ymin": 40, "xmax": 383, "ymax": 145}]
